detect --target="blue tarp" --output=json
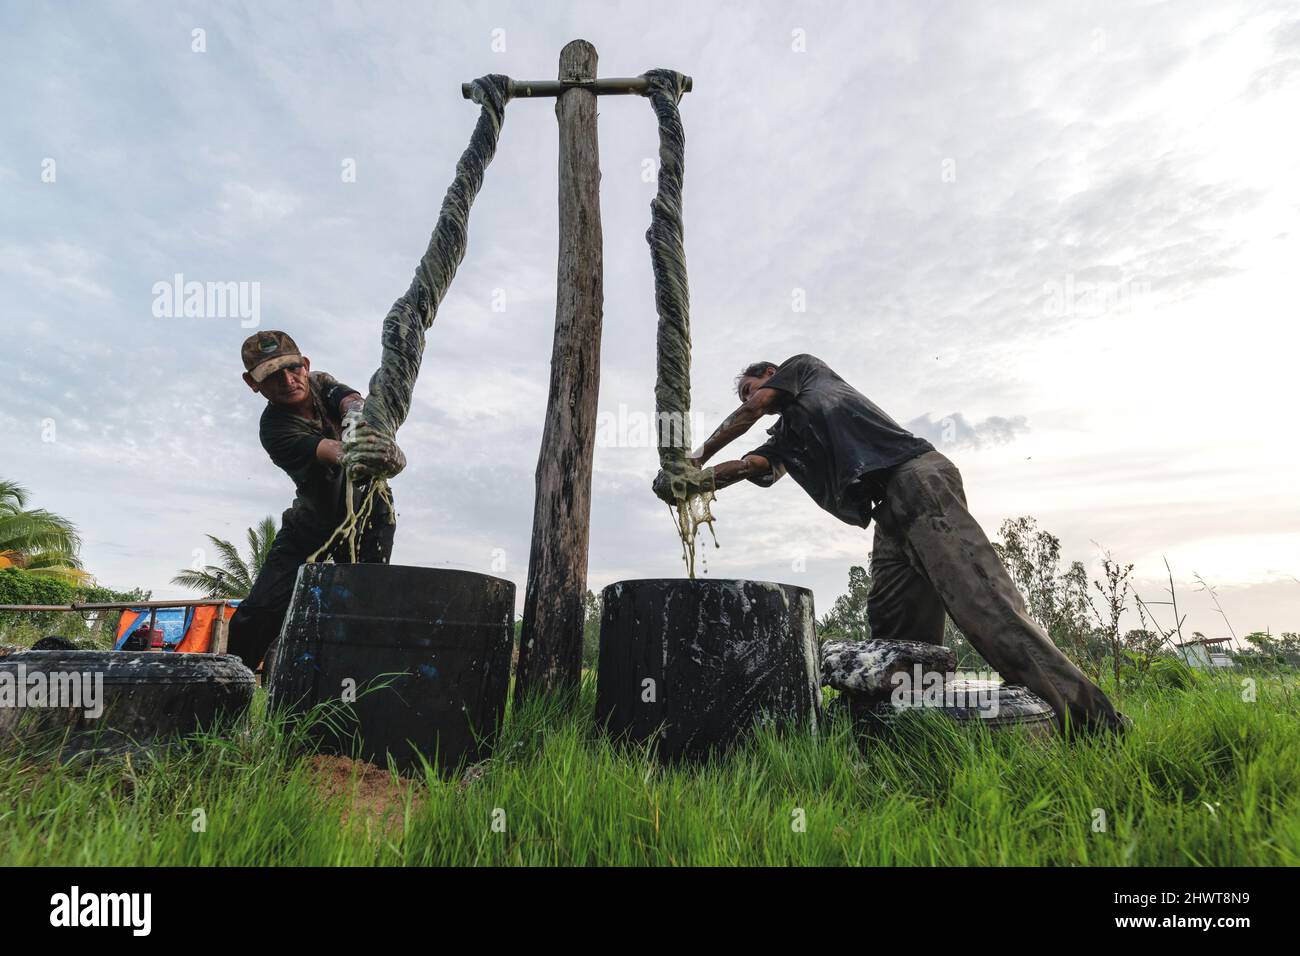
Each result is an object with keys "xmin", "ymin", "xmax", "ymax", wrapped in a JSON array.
[{"xmin": 113, "ymin": 602, "xmax": 241, "ymax": 650}]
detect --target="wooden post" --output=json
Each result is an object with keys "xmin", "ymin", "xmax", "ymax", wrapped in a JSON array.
[
  {"xmin": 515, "ymin": 40, "xmax": 604, "ymax": 704},
  {"xmin": 211, "ymin": 605, "xmax": 230, "ymax": 655}
]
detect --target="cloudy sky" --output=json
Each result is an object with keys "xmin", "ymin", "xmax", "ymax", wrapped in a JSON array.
[{"xmin": 3, "ymin": 0, "xmax": 1297, "ymax": 641}]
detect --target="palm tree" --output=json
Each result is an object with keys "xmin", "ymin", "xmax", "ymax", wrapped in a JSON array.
[
  {"xmin": 0, "ymin": 479, "xmax": 87, "ymax": 584},
  {"xmin": 171, "ymin": 516, "xmax": 277, "ymax": 598}
]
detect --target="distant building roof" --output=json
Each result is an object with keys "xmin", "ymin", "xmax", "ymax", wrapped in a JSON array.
[{"xmin": 1178, "ymin": 636, "xmax": 1233, "ymax": 647}]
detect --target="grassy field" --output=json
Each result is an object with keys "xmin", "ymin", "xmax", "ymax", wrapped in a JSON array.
[{"xmin": 1, "ymin": 672, "xmax": 1297, "ymax": 866}]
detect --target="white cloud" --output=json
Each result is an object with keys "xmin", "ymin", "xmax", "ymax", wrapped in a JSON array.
[
  {"xmin": 217, "ymin": 182, "xmax": 302, "ymax": 226},
  {"xmin": 0, "ymin": 241, "xmax": 114, "ymax": 301},
  {"xmin": 1, "ymin": 0, "xmax": 1297, "ymax": 640}
]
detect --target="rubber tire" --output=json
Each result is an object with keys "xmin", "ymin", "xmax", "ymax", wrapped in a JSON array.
[
  {"xmin": 260, "ymin": 637, "xmax": 281, "ymax": 687},
  {"xmin": 31, "ymin": 636, "xmax": 78, "ymax": 651},
  {"xmin": 833, "ymin": 679, "xmax": 1057, "ymax": 738},
  {"xmin": 0, "ymin": 650, "xmax": 256, "ymax": 756}
]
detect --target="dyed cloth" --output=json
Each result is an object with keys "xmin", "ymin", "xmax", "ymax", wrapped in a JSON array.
[
  {"xmin": 641, "ymin": 69, "xmax": 712, "ymax": 497},
  {"xmin": 358, "ymin": 74, "xmax": 513, "ymax": 446},
  {"xmin": 821, "ymin": 639, "xmax": 957, "ymax": 698},
  {"xmin": 308, "ymin": 75, "xmax": 512, "ymax": 567},
  {"xmin": 642, "ymin": 69, "xmax": 716, "ymax": 574}
]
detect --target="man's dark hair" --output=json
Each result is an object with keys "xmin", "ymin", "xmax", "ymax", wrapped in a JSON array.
[{"xmin": 735, "ymin": 360, "xmax": 779, "ymax": 398}]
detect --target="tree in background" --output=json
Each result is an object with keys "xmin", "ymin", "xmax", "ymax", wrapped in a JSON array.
[
  {"xmin": 992, "ymin": 516, "xmax": 1064, "ymax": 624},
  {"xmin": 1122, "ymin": 628, "xmax": 1166, "ymax": 676},
  {"xmin": 171, "ymin": 517, "xmax": 277, "ymax": 599},
  {"xmin": 1088, "ymin": 551, "xmax": 1136, "ymax": 684},
  {"xmin": 817, "ymin": 565, "xmax": 872, "ymax": 642},
  {"xmin": 1240, "ymin": 631, "xmax": 1300, "ymax": 667},
  {"xmin": 581, "ymin": 589, "xmax": 602, "ymax": 668},
  {"xmin": 816, "ymin": 516, "xmax": 1290, "ymax": 682},
  {"xmin": 941, "ymin": 618, "xmax": 987, "ymax": 669},
  {"xmin": 0, "ymin": 479, "xmax": 87, "ymax": 585},
  {"xmin": 816, "ymin": 562, "xmax": 988, "ymax": 667},
  {"xmin": 818, "ymin": 517, "xmax": 1128, "ymax": 674},
  {"xmin": 992, "ymin": 516, "xmax": 1106, "ymax": 677},
  {"xmin": 0, "ymin": 568, "xmax": 149, "ymax": 647}
]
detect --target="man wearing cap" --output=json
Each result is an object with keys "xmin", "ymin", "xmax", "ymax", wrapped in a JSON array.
[
  {"xmin": 652, "ymin": 353, "xmax": 1129, "ymax": 737},
  {"xmin": 229, "ymin": 331, "xmax": 406, "ymax": 674}
]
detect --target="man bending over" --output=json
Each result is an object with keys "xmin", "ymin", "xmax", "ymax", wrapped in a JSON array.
[{"xmin": 654, "ymin": 354, "xmax": 1128, "ymax": 737}]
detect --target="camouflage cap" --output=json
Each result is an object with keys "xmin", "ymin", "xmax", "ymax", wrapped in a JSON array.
[{"xmin": 241, "ymin": 330, "xmax": 303, "ymax": 382}]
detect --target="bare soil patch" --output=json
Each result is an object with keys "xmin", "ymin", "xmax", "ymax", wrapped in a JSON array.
[{"xmin": 307, "ymin": 754, "xmax": 421, "ymax": 833}]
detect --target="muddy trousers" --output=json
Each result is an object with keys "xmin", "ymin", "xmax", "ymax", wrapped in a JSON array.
[
  {"xmin": 865, "ymin": 450, "xmax": 1122, "ymax": 735},
  {"xmin": 226, "ymin": 519, "xmax": 395, "ymax": 672}
]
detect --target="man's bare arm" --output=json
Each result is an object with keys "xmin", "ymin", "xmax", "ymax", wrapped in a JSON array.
[
  {"xmin": 695, "ymin": 387, "xmax": 785, "ymax": 466},
  {"xmin": 710, "ymin": 454, "xmax": 774, "ymax": 489},
  {"xmin": 316, "ymin": 438, "xmax": 343, "ymax": 465},
  {"xmin": 651, "ymin": 454, "xmax": 773, "ymax": 505}
]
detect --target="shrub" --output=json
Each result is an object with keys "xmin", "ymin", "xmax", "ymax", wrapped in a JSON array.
[{"xmin": 0, "ymin": 568, "xmax": 149, "ymax": 647}]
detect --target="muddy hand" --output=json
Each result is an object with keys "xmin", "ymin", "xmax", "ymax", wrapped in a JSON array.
[
  {"xmin": 652, "ymin": 465, "xmax": 715, "ymax": 504},
  {"xmin": 343, "ymin": 421, "xmax": 407, "ymax": 480},
  {"xmin": 652, "ymin": 469, "xmax": 677, "ymax": 504}
]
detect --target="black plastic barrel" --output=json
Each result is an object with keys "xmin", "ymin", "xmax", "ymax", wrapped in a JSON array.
[
  {"xmin": 268, "ymin": 563, "xmax": 515, "ymax": 775},
  {"xmin": 596, "ymin": 579, "xmax": 822, "ymax": 762},
  {"xmin": 0, "ymin": 650, "xmax": 255, "ymax": 757}
]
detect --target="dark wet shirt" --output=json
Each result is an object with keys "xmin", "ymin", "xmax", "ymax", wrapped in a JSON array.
[
  {"xmin": 258, "ymin": 371, "xmax": 392, "ymax": 540},
  {"xmin": 745, "ymin": 354, "xmax": 934, "ymax": 527}
]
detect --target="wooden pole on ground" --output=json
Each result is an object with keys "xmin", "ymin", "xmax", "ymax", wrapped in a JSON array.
[{"xmin": 515, "ymin": 40, "xmax": 604, "ymax": 704}]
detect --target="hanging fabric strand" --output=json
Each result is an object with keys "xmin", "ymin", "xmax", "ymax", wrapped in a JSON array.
[
  {"xmin": 642, "ymin": 69, "xmax": 717, "ymax": 577},
  {"xmin": 310, "ymin": 73, "xmax": 513, "ymax": 563},
  {"xmin": 362, "ymin": 73, "xmax": 514, "ymax": 442}
]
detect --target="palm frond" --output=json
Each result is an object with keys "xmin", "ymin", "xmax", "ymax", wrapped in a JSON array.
[
  {"xmin": 170, "ymin": 567, "xmax": 246, "ymax": 599},
  {"xmin": 0, "ymin": 510, "xmax": 82, "ymax": 556},
  {"xmin": 0, "ymin": 480, "xmax": 85, "ymax": 584},
  {"xmin": 23, "ymin": 548, "xmax": 85, "ymax": 572},
  {"xmin": 250, "ymin": 516, "xmax": 278, "ymax": 576},
  {"xmin": 173, "ymin": 517, "xmax": 281, "ymax": 600},
  {"xmin": 205, "ymin": 535, "xmax": 249, "ymax": 578},
  {"xmin": 0, "ymin": 480, "xmax": 30, "ymax": 512},
  {"xmin": 24, "ymin": 565, "xmax": 92, "ymax": 586}
]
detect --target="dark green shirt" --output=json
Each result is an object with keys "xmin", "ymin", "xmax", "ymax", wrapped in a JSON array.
[
  {"xmin": 258, "ymin": 371, "xmax": 392, "ymax": 540},
  {"xmin": 745, "ymin": 354, "xmax": 934, "ymax": 527}
]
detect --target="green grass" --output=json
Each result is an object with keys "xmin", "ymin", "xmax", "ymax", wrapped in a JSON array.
[{"xmin": 1, "ymin": 674, "xmax": 1297, "ymax": 865}]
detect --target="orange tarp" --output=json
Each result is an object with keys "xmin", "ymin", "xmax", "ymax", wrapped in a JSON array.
[
  {"xmin": 176, "ymin": 604, "xmax": 236, "ymax": 653},
  {"xmin": 114, "ymin": 604, "xmax": 236, "ymax": 653}
]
